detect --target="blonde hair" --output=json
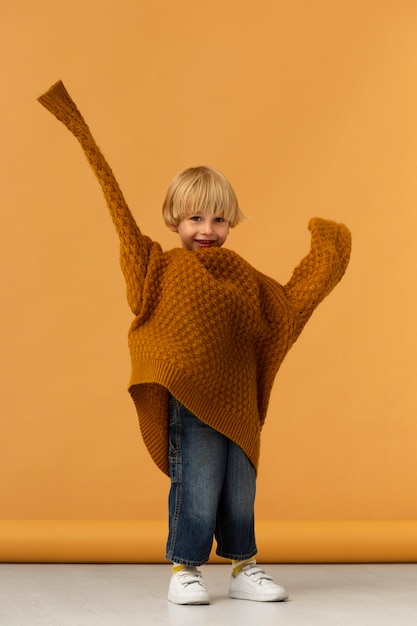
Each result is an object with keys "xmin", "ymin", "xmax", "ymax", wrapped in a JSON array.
[{"xmin": 162, "ymin": 166, "xmax": 246, "ymax": 228}]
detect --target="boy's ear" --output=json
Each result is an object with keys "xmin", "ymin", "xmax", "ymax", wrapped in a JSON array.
[{"xmin": 168, "ymin": 223, "xmax": 179, "ymax": 232}]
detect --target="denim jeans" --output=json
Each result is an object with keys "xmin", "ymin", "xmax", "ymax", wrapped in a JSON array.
[{"xmin": 166, "ymin": 396, "xmax": 257, "ymax": 566}]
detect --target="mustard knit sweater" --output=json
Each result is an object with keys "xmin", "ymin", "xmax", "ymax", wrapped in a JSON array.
[{"xmin": 38, "ymin": 81, "xmax": 351, "ymax": 475}]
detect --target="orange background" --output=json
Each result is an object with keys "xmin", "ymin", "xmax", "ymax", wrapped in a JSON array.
[{"xmin": 1, "ymin": 0, "xmax": 417, "ymax": 559}]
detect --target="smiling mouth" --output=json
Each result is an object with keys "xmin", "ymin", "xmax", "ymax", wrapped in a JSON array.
[{"xmin": 195, "ymin": 240, "xmax": 216, "ymax": 247}]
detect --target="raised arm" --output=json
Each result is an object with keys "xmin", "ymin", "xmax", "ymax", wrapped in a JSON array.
[
  {"xmin": 283, "ymin": 217, "xmax": 351, "ymax": 333},
  {"xmin": 38, "ymin": 80, "xmax": 155, "ymax": 314}
]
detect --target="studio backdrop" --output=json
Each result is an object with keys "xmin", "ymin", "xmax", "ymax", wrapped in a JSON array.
[{"xmin": 1, "ymin": 0, "xmax": 416, "ymax": 562}]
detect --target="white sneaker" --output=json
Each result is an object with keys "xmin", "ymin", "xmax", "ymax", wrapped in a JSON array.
[
  {"xmin": 168, "ymin": 567, "xmax": 210, "ymax": 605},
  {"xmin": 229, "ymin": 563, "xmax": 289, "ymax": 602}
]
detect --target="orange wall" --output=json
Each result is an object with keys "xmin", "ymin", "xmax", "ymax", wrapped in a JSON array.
[{"xmin": 1, "ymin": 0, "xmax": 417, "ymax": 534}]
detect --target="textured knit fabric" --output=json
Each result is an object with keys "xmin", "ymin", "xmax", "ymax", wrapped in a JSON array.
[{"xmin": 38, "ymin": 80, "xmax": 352, "ymax": 475}]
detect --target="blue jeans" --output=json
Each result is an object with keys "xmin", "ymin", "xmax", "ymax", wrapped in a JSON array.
[{"xmin": 166, "ymin": 397, "xmax": 257, "ymax": 566}]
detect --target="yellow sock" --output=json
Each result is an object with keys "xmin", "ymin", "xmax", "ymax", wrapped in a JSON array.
[
  {"xmin": 231, "ymin": 557, "xmax": 256, "ymax": 577},
  {"xmin": 172, "ymin": 563, "xmax": 186, "ymax": 574}
]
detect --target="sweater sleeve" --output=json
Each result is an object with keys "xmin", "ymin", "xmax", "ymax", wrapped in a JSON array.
[
  {"xmin": 38, "ymin": 80, "xmax": 154, "ymax": 315},
  {"xmin": 283, "ymin": 217, "xmax": 351, "ymax": 334}
]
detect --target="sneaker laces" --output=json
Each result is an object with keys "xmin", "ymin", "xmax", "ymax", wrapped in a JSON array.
[
  {"xmin": 176, "ymin": 567, "xmax": 206, "ymax": 589},
  {"xmin": 241, "ymin": 563, "xmax": 274, "ymax": 584}
]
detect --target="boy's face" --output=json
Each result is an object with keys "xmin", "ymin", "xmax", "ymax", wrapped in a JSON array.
[{"xmin": 169, "ymin": 212, "xmax": 230, "ymax": 251}]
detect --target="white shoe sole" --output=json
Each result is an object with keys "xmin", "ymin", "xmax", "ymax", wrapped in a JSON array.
[
  {"xmin": 168, "ymin": 592, "xmax": 210, "ymax": 605},
  {"xmin": 229, "ymin": 589, "xmax": 289, "ymax": 602}
]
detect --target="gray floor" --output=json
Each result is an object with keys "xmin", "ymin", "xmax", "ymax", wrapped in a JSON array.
[{"xmin": 0, "ymin": 563, "xmax": 416, "ymax": 625}]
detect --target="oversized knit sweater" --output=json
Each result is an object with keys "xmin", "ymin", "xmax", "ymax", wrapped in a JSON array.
[{"xmin": 38, "ymin": 81, "xmax": 351, "ymax": 475}]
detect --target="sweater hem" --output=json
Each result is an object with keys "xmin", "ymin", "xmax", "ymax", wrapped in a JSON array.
[{"xmin": 128, "ymin": 358, "xmax": 261, "ymax": 471}]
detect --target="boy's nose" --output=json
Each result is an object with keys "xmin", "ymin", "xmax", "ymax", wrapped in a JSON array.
[{"xmin": 201, "ymin": 221, "xmax": 213, "ymax": 234}]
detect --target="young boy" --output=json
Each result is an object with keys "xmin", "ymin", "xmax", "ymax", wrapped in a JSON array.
[{"xmin": 38, "ymin": 81, "xmax": 351, "ymax": 605}]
